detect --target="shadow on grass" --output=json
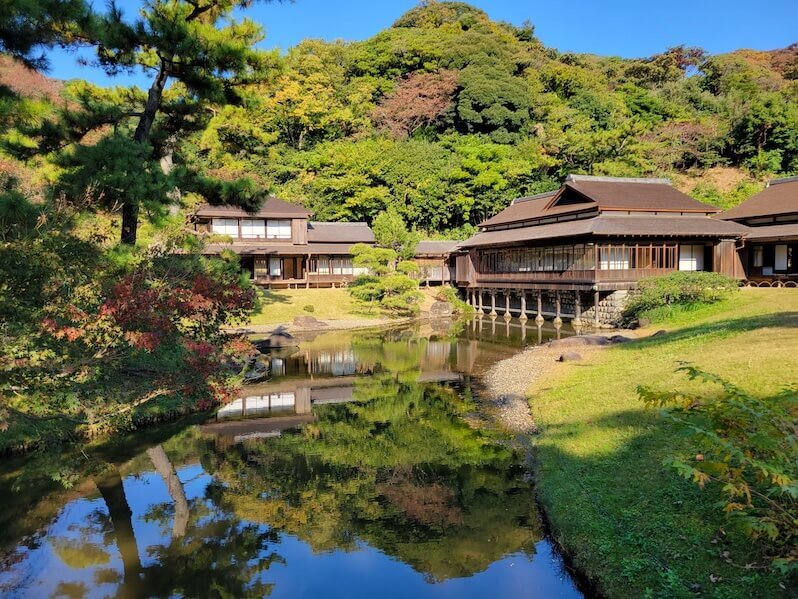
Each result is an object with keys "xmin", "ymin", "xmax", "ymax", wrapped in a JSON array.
[
  {"xmin": 622, "ymin": 311, "xmax": 798, "ymax": 350},
  {"xmin": 534, "ymin": 407, "xmax": 790, "ymax": 598}
]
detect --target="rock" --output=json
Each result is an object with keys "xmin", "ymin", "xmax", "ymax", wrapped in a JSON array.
[
  {"xmin": 548, "ymin": 335, "xmax": 612, "ymax": 348},
  {"xmin": 558, "ymin": 351, "xmax": 582, "ymax": 362},
  {"xmin": 242, "ymin": 356, "xmax": 269, "ymax": 382},
  {"xmin": 430, "ymin": 300, "xmax": 454, "ymax": 317},
  {"xmin": 650, "ymin": 329, "xmax": 667, "ymax": 338},
  {"xmin": 608, "ymin": 335, "xmax": 633, "ymax": 343},
  {"xmin": 253, "ymin": 326, "xmax": 298, "ymax": 351},
  {"xmin": 293, "ymin": 315, "xmax": 328, "ymax": 328}
]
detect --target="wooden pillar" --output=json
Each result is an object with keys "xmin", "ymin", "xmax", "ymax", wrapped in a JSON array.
[
  {"xmin": 305, "ymin": 255, "xmax": 310, "ymax": 289},
  {"xmin": 554, "ymin": 290, "xmax": 563, "ymax": 325},
  {"xmin": 503, "ymin": 291, "xmax": 511, "ymax": 319},
  {"xmin": 478, "ymin": 290, "xmax": 484, "ymax": 315},
  {"xmin": 489, "ymin": 291, "xmax": 497, "ymax": 318},
  {"xmin": 535, "ymin": 290, "xmax": 544, "ymax": 324},
  {"xmin": 594, "ymin": 290, "xmax": 600, "ymax": 327},
  {"xmin": 573, "ymin": 292, "xmax": 582, "ymax": 327},
  {"xmin": 519, "ymin": 292, "xmax": 528, "ymax": 321}
]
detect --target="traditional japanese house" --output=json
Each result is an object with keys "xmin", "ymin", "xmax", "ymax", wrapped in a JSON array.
[
  {"xmin": 454, "ymin": 175, "xmax": 749, "ymax": 325},
  {"xmin": 413, "ymin": 240, "xmax": 459, "ymax": 285},
  {"xmin": 718, "ymin": 176, "xmax": 798, "ymax": 285},
  {"xmin": 193, "ymin": 198, "xmax": 374, "ymax": 288}
]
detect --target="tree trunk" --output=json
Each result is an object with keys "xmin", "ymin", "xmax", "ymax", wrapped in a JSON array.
[
  {"xmin": 95, "ymin": 468, "xmax": 143, "ymax": 595},
  {"xmin": 147, "ymin": 444, "xmax": 190, "ymax": 538},
  {"xmin": 121, "ymin": 63, "xmax": 169, "ymax": 245}
]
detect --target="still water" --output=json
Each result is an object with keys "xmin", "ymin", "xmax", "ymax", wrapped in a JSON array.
[{"xmin": 0, "ymin": 319, "xmax": 584, "ymax": 598}]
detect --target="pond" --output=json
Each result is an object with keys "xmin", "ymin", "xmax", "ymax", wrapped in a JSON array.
[{"xmin": 0, "ymin": 319, "xmax": 585, "ymax": 598}]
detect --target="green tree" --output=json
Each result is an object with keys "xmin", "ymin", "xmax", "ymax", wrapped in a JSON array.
[{"xmin": 372, "ymin": 206, "xmax": 418, "ymax": 259}]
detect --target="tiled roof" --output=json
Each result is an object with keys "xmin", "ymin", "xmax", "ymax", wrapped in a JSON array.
[
  {"xmin": 195, "ymin": 198, "xmax": 311, "ymax": 218},
  {"xmin": 458, "ymin": 214, "xmax": 747, "ymax": 248},
  {"xmin": 480, "ymin": 176, "xmax": 719, "ymax": 228},
  {"xmin": 307, "ymin": 221, "xmax": 374, "ymax": 243},
  {"xmin": 718, "ymin": 177, "xmax": 798, "ymax": 220},
  {"xmin": 414, "ymin": 240, "xmax": 460, "ymax": 256},
  {"xmin": 741, "ymin": 223, "xmax": 798, "ymax": 241}
]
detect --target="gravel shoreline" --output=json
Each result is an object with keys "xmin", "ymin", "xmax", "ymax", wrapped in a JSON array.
[{"xmin": 479, "ymin": 338, "xmax": 621, "ymax": 434}]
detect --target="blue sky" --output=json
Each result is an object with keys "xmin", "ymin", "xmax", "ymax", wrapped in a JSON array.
[{"xmin": 46, "ymin": 0, "xmax": 798, "ymax": 87}]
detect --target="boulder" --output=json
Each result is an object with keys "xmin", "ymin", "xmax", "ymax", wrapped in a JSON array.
[
  {"xmin": 548, "ymin": 335, "xmax": 612, "ymax": 348},
  {"xmin": 558, "ymin": 351, "xmax": 583, "ymax": 362},
  {"xmin": 650, "ymin": 329, "xmax": 667, "ymax": 338},
  {"xmin": 254, "ymin": 326, "xmax": 298, "ymax": 351},
  {"xmin": 430, "ymin": 300, "xmax": 454, "ymax": 317},
  {"xmin": 293, "ymin": 315, "xmax": 328, "ymax": 329}
]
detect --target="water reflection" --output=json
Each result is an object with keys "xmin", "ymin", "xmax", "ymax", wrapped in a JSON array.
[{"xmin": 0, "ymin": 323, "xmax": 583, "ymax": 598}]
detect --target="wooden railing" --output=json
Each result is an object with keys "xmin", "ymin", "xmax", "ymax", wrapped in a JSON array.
[
  {"xmin": 471, "ymin": 266, "xmax": 679, "ymax": 286},
  {"xmin": 307, "ymin": 273, "xmax": 356, "ymax": 284}
]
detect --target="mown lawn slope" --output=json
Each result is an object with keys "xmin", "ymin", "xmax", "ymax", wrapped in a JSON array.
[{"xmin": 531, "ymin": 288, "xmax": 798, "ymax": 598}]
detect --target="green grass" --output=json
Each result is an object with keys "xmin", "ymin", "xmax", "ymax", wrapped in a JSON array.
[
  {"xmin": 530, "ymin": 288, "xmax": 798, "ymax": 598},
  {"xmin": 247, "ymin": 288, "xmax": 387, "ymax": 325}
]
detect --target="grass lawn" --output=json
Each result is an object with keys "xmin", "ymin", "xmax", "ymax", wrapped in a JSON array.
[
  {"xmin": 247, "ymin": 288, "xmax": 385, "ymax": 325},
  {"xmin": 530, "ymin": 288, "xmax": 798, "ymax": 598}
]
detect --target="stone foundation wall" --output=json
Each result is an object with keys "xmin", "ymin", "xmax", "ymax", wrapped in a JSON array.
[{"xmin": 582, "ymin": 290, "xmax": 630, "ymax": 326}]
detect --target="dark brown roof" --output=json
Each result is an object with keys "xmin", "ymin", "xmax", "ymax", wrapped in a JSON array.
[
  {"xmin": 458, "ymin": 214, "xmax": 747, "ymax": 248},
  {"xmin": 480, "ymin": 176, "xmax": 718, "ymax": 229},
  {"xmin": 565, "ymin": 177, "xmax": 719, "ymax": 213},
  {"xmin": 195, "ymin": 198, "xmax": 312, "ymax": 218},
  {"xmin": 202, "ymin": 242, "xmax": 361, "ymax": 255},
  {"xmin": 742, "ymin": 223, "xmax": 798, "ymax": 242},
  {"xmin": 480, "ymin": 193, "xmax": 593, "ymax": 228},
  {"xmin": 718, "ymin": 177, "xmax": 798, "ymax": 221},
  {"xmin": 307, "ymin": 222, "xmax": 374, "ymax": 243},
  {"xmin": 414, "ymin": 240, "xmax": 460, "ymax": 256}
]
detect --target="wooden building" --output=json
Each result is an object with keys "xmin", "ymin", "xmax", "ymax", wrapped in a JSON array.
[
  {"xmin": 718, "ymin": 176, "xmax": 798, "ymax": 285},
  {"xmin": 193, "ymin": 198, "xmax": 375, "ymax": 288},
  {"xmin": 454, "ymin": 175, "xmax": 749, "ymax": 325},
  {"xmin": 413, "ymin": 240, "xmax": 459, "ymax": 285}
]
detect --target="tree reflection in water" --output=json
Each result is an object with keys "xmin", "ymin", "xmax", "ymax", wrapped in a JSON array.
[{"xmin": 0, "ymin": 326, "xmax": 552, "ymax": 597}]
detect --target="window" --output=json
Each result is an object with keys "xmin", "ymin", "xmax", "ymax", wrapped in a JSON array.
[
  {"xmin": 266, "ymin": 219, "xmax": 291, "ymax": 239},
  {"xmin": 211, "ymin": 218, "xmax": 238, "ymax": 236},
  {"xmin": 679, "ymin": 244, "xmax": 705, "ymax": 271},
  {"xmin": 599, "ymin": 247, "xmax": 631, "ymax": 270},
  {"xmin": 753, "ymin": 246, "xmax": 764, "ymax": 268},
  {"xmin": 316, "ymin": 257, "xmax": 330, "ymax": 274},
  {"xmin": 269, "ymin": 257, "xmax": 281, "ymax": 277},
  {"xmin": 775, "ymin": 245, "xmax": 788, "ymax": 271},
  {"xmin": 240, "ymin": 219, "xmax": 266, "ymax": 239}
]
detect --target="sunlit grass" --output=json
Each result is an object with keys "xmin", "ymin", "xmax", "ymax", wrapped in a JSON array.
[
  {"xmin": 247, "ymin": 288, "xmax": 386, "ymax": 325},
  {"xmin": 530, "ymin": 288, "xmax": 798, "ymax": 597}
]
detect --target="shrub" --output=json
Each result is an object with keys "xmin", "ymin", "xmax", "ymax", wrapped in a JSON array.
[
  {"xmin": 624, "ymin": 271, "xmax": 739, "ymax": 319},
  {"xmin": 302, "ymin": 304, "xmax": 315, "ymax": 313},
  {"xmin": 639, "ymin": 366, "xmax": 798, "ymax": 576},
  {"xmin": 435, "ymin": 286, "xmax": 474, "ymax": 315}
]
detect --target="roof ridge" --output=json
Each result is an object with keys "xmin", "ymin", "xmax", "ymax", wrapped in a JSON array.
[
  {"xmin": 309, "ymin": 221, "xmax": 370, "ymax": 226},
  {"xmin": 768, "ymin": 175, "xmax": 798, "ymax": 187},
  {"xmin": 511, "ymin": 190, "xmax": 558, "ymax": 205},
  {"xmin": 566, "ymin": 174, "xmax": 672, "ymax": 185}
]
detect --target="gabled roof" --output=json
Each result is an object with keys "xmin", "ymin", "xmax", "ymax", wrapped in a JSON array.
[
  {"xmin": 458, "ymin": 214, "xmax": 747, "ymax": 248},
  {"xmin": 307, "ymin": 222, "xmax": 375, "ymax": 243},
  {"xmin": 195, "ymin": 197, "xmax": 312, "ymax": 219},
  {"xmin": 480, "ymin": 176, "xmax": 719, "ymax": 228},
  {"xmin": 718, "ymin": 177, "xmax": 798, "ymax": 221},
  {"xmin": 415, "ymin": 240, "xmax": 460, "ymax": 256},
  {"xmin": 562, "ymin": 176, "xmax": 719, "ymax": 213}
]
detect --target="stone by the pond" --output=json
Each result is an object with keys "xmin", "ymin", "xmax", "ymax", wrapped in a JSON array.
[
  {"xmin": 650, "ymin": 329, "xmax": 667, "ymax": 338},
  {"xmin": 293, "ymin": 315, "xmax": 329, "ymax": 328},
  {"xmin": 558, "ymin": 351, "xmax": 582, "ymax": 362},
  {"xmin": 429, "ymin": 300, "xmax": 454, "ymax": 317},
  {"xmin": 254, "ymin": 326, "xmax": 298, "ymax": 351},
  {"xmin": 548, "ymin": 334, "xmax": 633, "ymax": 349},
  {"xmin": 242, "ymin": 356, "xmax": 269, "ymax": 382}
]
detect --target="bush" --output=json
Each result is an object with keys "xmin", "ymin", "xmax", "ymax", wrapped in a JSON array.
[
  {"xmin": 302, "ymin": 304, "xmax": 315, "ymax": 313},
  {"xmin": 624, "ymin": 271, "xmax": 739, "ymax": 319},
  {"xmin": 639, "ymin": 366, "xmax": 798, "ymax": 576},
  {"xmin": 435, "ymin": 286, "xmax": 474, "ymax": 315}
]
